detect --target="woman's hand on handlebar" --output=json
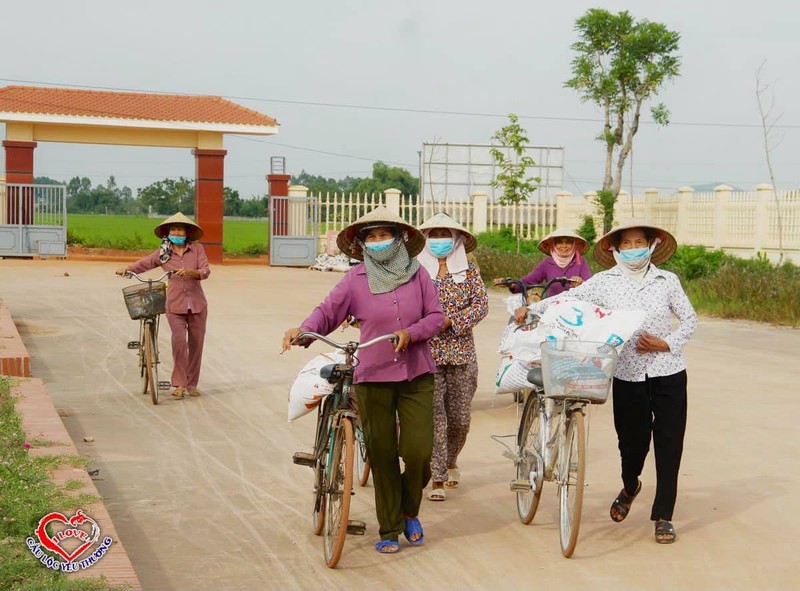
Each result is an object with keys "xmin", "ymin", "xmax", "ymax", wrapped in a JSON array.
[
  {"xmin": 568, "ymin": 275, "xmax": 584, "ymax": 287},
  {"xmin": 513, "ymin": 306, "xmax": 529, "ymax": 325},
  {"xmin": 492, "ymin": 277, "xmax": 511, "ymax": 286},
  {"xmin": 115, "ymin": 266, "xmax": 130, "ymax": 277},
  {"xmin": 282, "ymin": 327, "xmax": 302, "ymax": 351},
  {"xmin": 393, "ymin": 329, "xmax": 410, "ymax": 353}
]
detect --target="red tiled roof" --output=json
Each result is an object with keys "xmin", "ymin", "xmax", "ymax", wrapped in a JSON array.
[{"xmin": 0, "ymin": 85, "xmax": 278, "ymax": 127}]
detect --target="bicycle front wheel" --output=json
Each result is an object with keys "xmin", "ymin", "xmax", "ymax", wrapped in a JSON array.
[
  {"xmin": 143, "ymin": 322, "xmax": 158, "ymax": 405},
  {"xmin": 323, "ymin": 417, "xmax": 354, "ymax": 568},
  {"xmin": 559, "ymin": 410, "xmax": 586, "ymax": 558},
  {"xmin": 355, "ymin": 425, "xmax": 370, "ymax": 487},
  {"xmin": 516, "ymin": 392, "xmax": 544, "ymax": 524}
]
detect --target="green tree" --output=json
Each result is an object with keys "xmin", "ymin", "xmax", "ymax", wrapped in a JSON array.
[
  {"xmin": 351, "ymin": 161, "xmax": 419, "ymax": 197},
  {"xmin": 223, "ymin": 187, "xmax": 242, "ymax": 216},
  {"xmin": 290, "ymin": 171, "xmax": 357, "ymax": 195},
  {"xmin": 138, "ymin": 177, "xmax": 195, "ymax": 215},
  {"xmin": 566, "ymin": 8, "xmax": 681, "ymax": 232},
  {"xmin": 489, "ymin": 113, "xmax": 540, "ymax": 206}
]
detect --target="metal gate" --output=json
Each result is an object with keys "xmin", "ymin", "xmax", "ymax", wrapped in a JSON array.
[
  {"xmin": 0, "ymin": 183, "xmax": 67, "ymax": 257},
  {"xmin": 269, "ymin": 195, "xmax": 318, "ymax": 266}
]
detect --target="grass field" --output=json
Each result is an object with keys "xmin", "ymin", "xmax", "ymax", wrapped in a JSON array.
[{"xmin": 67, "ymin": 214, "xmax": 270, "ymax": 254}]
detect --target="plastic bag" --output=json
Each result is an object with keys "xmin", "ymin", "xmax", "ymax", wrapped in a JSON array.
[
  {"xmin": 288, "ymin": 351, "xmax": 345, "ymax": 422},
  {"xmin": 537, "ymin": 298, "xmax": 647, "ymax": 350}
]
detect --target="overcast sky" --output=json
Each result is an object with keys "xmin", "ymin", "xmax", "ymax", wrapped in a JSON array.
[{"xmin": 2, "ymin": 0, "xmax": 799, "ymax": 198}]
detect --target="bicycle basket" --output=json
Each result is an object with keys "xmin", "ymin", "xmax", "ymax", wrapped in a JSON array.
[
  {"xmin": 540, "ymin": 340, "xmax": 618, "ymax": 404},
  {"xmin": 122, "ymin": 282, "xmax": 167, "ymax": 320}
]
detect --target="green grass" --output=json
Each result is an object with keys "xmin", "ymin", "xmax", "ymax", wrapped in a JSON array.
[
  {"xmin": 0, "ymin": 376, "xmax": 124, "ymax": 591},
  {"xmin": 67, "ymin": 214, "xmax": 270, "ymax": 254}
]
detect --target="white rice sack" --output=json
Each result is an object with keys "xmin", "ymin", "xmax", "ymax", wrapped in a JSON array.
[
  {"xmin": 288, "ymin": 351, "xmax": 345, "ymax": 422},
  {"xmin": 494, "ymin": 354, "xmax": 540, "ymax": 395},
  {"xmin": 538, "ymin": 298, "xmax": 646, "ymax": 350}
]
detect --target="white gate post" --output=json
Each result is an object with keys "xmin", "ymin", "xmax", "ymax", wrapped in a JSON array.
[
  {"xmin": 471, "ymin": 191, "xmax": 488, "ymax": 234},
  {"xmin": 287, "ymin": 184, "xmax": 309, "ymax": 238},
  {"xmin": 713, "ymin": 184, "xmax": 732, "ymax": 250},
  {"xmin": 644, "ymin": 188, "xmax": 659, "ymax": 224},
  {"xmin": 754, "ymin": 183, "xmax": 773, "ymax": 254},
  {"xmin": 384, "ymin": 188, "xmax": 401, "ymax": 216},
  {"xmin": 675, "ymin": 186, "xmax": 694, "ymax": 245},
  {"xmin": 555, "ymin": 191, "xmax": 573, "ymax": 229}
]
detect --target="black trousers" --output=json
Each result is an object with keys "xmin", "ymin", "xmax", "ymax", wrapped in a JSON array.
[{"xmin": 612, "ymin": 370, "xmax": 687, "ymax": 521}]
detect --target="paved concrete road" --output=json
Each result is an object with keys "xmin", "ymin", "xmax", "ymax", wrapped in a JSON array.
[{"xmin": 2, "ymin": 259, "xmax": 799, "ymax": 590}]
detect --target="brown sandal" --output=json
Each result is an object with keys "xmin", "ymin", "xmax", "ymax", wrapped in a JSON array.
[
  {"xmin": 655, "ymin": 520, "xmax": 676, "ymax": 544},
  {"xmin": 609, "ymin": 480, "xmax": 641, "ymax": 522}
]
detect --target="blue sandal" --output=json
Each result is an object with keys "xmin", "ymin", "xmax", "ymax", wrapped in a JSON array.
[
  {"xmin": 403, "ymin": 517, "xmax": 425, "ymax": 546},
  {"xmin": 375, "ymin": 539, "xmax": 400, "ymax": 554}
]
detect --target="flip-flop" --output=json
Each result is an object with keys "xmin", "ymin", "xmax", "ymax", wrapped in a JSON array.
[
  {"xmin": 428, "ymin": 487, "xmax": 446, "ymax": 501},
  {"xmin": 403, "ymin": 517, "xmax": 424, "ymax": 546},
  {"xmin": 609, "ymin": 479, "xmax": 641, "ymax": 523},
  {"xmin": 375, "ymin": 539, "xmax": 400, "ymax": 554},
  {"xmin": 445, "ymin": 468, "xmax": 460, "ymax": 489}
]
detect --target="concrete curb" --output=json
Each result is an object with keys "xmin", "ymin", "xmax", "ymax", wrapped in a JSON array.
[{"xmin": 1, "ymin": 301, "xmax": 141, "ymax": 589}]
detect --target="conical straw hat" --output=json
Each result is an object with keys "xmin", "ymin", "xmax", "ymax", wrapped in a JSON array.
[
  {"xmin": 593, "ymin": 221, "xmax": 677, "ymax": 269},
  {"xmin": 154, "ymin": 212, "xmax": 204, "ymax": 241},
  {"xmin": 336, "ymin": 206, "xmax": 424, "ymax": 260},
  {"xmin": 537, "ymin": 228, "xmax": 589, "ymax": 256},
  {"xmin": 417, "ymin": 212, "xmax": 478, "ymax": 253}
]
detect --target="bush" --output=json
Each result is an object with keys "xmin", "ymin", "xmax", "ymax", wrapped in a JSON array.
[
  {"xmin": 474, "ymin": 227, "xmax": 542, "ymax": 256},
  {"xmin": 662, "ymin": 245, "xmax": 726, "ymax": 281},
  {"xmin": 577, "ymin": 215, "xmax": 596, "ymax": 244},
  {"xmin": 473, "ymin": 245, "xmax": 541, "ymax": 284}
]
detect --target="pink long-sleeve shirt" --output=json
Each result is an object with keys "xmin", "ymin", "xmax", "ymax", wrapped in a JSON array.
[
  {"xmin": 300, "ymin": 264, "xmax": 444, "ymax": 384},
  {"xmin": 127, "ymin": 243, "xmax": 211, "ymax": 314}
]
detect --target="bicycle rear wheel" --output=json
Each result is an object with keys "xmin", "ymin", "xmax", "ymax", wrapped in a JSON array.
[
  {"xmin": 516, "ymin": 392, "xmax": 544, "ymax": 524},
  {"xmin": 143, "ymin": 321, "xmax": 158, "ymax": 405},
  {"xmin": 559, "ymin": 410, "xmax": 586, "ymax": 558},
  {"xmin": 323, "ymin": 417, "xmax": 354, "ymax": 568}
]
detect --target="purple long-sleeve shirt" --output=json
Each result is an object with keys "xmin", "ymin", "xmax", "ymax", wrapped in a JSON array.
[
  {"xmin": 300, "ymin": 264, "xmax": 444, "ymax": 384},
  {"xmin": 127, "ymin": 243, "xmax": 210, "ymax": 314},
  {"xmin": 514, "ymin": 256, "xmax": 592, "ymax": 297}
]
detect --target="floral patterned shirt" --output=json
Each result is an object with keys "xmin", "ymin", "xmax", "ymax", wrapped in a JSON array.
[
  {"xmin": 528, "ymin": 265, "xmax": 697, "ymax": 382},
  {"xmin": 429, "ymin": 263, "xmax": 489, "ymax": 366}
]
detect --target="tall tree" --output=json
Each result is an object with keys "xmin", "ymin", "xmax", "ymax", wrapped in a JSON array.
[{"xmin": 566, "ymin": 9, "xmax": 680, "ymax": 232}]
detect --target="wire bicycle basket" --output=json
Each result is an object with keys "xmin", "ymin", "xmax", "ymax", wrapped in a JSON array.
[
  {"xmin": 540, "ymin": 340, "xmax": 618, "ymax": 404},
  {"xmin": 122, "ymin": 282, "xmax": 167, "ymax": 320}
]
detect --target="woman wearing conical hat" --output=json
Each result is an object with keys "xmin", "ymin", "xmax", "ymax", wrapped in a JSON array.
[
  {"xmin": 117, "ymin": 212, "xmax": 211, "ymax": 399},
  {"xmin": 515, "ymin": 222, "xmax": 697, "ymax": 545},
  {"xmin": 283, "ymin": 206, "xmax": 444, "ymax": 555},
  {"xmin": 416, "ymin": 213, "xmax": 488, "ymax": 501},
  {"xmin": 493, "ymin": 228, "xmax": 592, "ymax": 297}
]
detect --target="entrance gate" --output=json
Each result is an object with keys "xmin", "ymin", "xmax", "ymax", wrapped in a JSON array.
[
  {"xmin": 269, "ymin": 195, "xmax": 318, "ymax": 266},
  {"xmin": 0, "ymin": 183, "xmax": 66, "ymax": 257}
]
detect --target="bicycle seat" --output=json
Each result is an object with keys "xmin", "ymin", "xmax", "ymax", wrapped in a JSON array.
[
  {"xmin": 526, "ymin": 367, "xmax": 544, "ymax": 388},
  {"xmin": 320, "ymin": 364, "xmax": 339, "ymax": 383}
]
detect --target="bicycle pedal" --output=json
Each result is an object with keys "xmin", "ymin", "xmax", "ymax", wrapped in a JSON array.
[
  {"xmin": 292, "ymin": 452, "xmax": 316, "ymax": 467},
  {"xmin": 510, "ymin": 479, "xmax": 532, "ymax": 493},
  {"xmin": 346, "ymin": 520, "xmax": 366, "ymax": 535},
  {"xmin": 127, "ymin": 341, "xmax": 141, "ymax": 350},
  {"xmin": 157, "ymin": 381, "xmax": 171, "ymax": 390}
]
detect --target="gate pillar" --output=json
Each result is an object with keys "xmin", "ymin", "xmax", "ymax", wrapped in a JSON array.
[
  {"xmin": 193, "ymin": 148, "xmax": 226, "ymax": 264},
  {"xmin": 3, "ymin": 140, "xmax": 37, "ymax": 224}
]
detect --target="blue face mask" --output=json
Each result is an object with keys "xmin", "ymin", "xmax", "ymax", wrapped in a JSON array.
[
  {"xmin": 168, "ymin": 235, "xmax": 187, "ymax": 245},
  {"xmin": 618, "ymin": 247, "xmax": 649, "ymax": 262},
  {"xmin": 428, "ymin": 238, "xmax": 454, "ymax": 258},
  {"xmin": 365, "ymin": 238, "xmax": 394, "ymax": 252}
]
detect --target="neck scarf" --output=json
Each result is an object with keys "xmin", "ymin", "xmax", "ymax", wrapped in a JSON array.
[
  {"xmin": 360, "ymin": 234, "xmax": 420, "ymax": 294},
  {"xmin": 418, "ymin": 230, "xmax": 469, "ymax": 284},
  {"xmin": 611, "ymin": 239, "xmax": 661, "ymax": 283},
  {"xmin": 550, "ymin": 246, "xmax": 578, "ymax": 269},
  {"xmin": 159, "ymin": 237, "xmax": 171, "ymax": 264}
]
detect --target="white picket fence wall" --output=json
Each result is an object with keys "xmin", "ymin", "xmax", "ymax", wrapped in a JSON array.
[{"xmin": 296, "ymin": 184, "xmax": 800, "ymax": 262}]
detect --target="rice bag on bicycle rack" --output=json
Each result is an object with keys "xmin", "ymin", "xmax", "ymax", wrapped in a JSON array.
[{"xmin": 288, "ymin": 351, "xmax": 346, "ymax": 422}]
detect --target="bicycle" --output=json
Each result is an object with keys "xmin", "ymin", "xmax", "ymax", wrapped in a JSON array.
[
  {"xmin": 121, "ymin": 271, "xmax": 172, "ymax": 405},
  {"xmin": 289, "ymin": 331, "xmax": 398, "ymax": 568}
]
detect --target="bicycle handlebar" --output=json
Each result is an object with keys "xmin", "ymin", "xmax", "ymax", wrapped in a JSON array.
[
  {"xmin": 125, "ymin": 270, "xmax": 172, "ymax": 283},
  {"xmin": 498, "ymin": 276, "xmax": 572, "ymax": 301},
  {"xmin": 293, "ymin": 331, "xmax": 398, "ymax": 351}
]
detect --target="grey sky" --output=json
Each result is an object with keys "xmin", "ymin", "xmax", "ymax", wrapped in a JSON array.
[{"xmin": 2, "ymin": 0, "xmax": 799, "ymax": 198}]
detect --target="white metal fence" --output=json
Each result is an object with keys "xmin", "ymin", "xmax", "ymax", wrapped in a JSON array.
[{"xmin": 0, "ymin": 183, "xmax": 67, "ymax": 256}]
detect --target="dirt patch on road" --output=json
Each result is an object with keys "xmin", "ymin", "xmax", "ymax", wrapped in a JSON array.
[{"xmin": 66, "ymin": 245, "xmax": 269, "ymax": 265}]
